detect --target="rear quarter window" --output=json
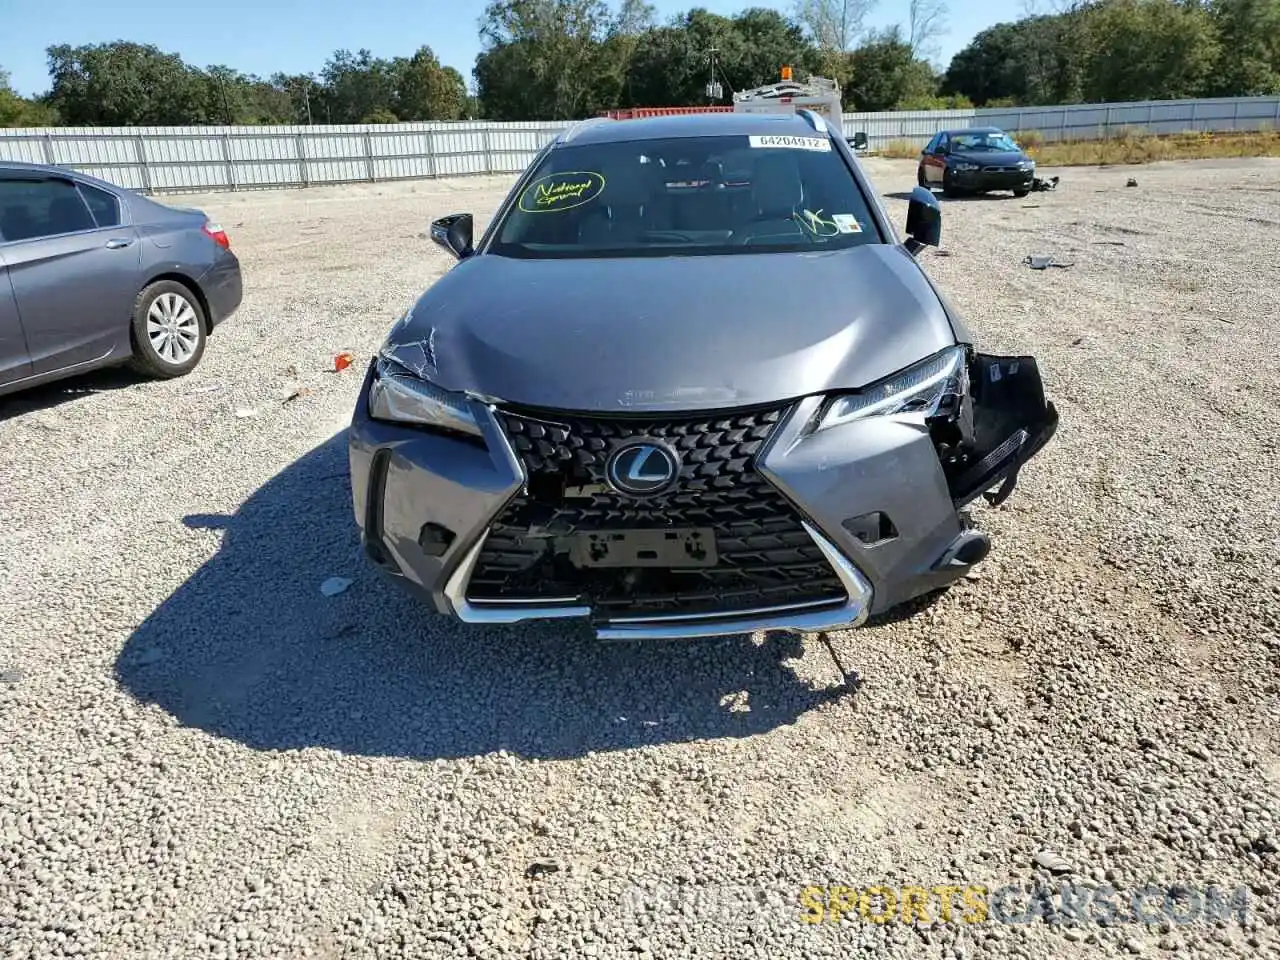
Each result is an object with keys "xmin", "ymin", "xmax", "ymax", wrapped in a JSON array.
[{"xmin": 78, "ymin": 183, "xmax": 122, "ymax": 227}]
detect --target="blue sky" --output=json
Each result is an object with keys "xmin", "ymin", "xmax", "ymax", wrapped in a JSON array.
[{"xmin": 2, "ymin": 0, "xmax": 1024, "ymax": 97}]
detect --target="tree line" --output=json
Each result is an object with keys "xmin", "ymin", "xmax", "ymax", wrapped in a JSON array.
[
  {"xmin": 0, "ymin": 44, "xmax": 471, "ymax": 127},
  {"xmin": 2, "ymin": 0, "xmax": 1278, "ymax": 128},
  {"xmin": 945, "ymin": 0, "xmax": 1280, "ymax": 108}
]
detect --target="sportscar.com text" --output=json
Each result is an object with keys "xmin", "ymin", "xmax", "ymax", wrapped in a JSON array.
[{"xmin": 618, "ymin": 882, "xmax": 1253, "ymax": 928}]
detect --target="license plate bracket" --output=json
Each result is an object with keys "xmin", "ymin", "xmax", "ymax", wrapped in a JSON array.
[{"xmin": 568, "ymin": 528, "xmax": 717, "ymax": 568}]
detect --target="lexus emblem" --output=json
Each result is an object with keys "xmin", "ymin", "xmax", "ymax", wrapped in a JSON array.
[{"xmin": 606, "ymin": 441, "xmax": 680, "ymax": 496}]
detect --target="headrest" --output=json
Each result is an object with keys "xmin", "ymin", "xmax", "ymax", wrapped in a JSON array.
[
  {"xmin": 751, "ymin": 153, "xmax": 803, "ymax": 218},
  {"xmin": 49, "ymin": 196, "xmax": 92, "ymax": 232},
  {"xmin": 599, "ymin": 158, "xmax": 651, "ymax": 207}
]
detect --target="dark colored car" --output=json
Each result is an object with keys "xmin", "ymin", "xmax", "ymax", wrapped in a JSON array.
[
  {"xmin": 917, "ymin": 127, "xmax": 1036, "ymax": 198},
  {"xmin": 0, "ymin": 161, "xmax": 243, "ymax": 398},
  {"xmin": 349, "ymin": 111, "xmax": 1058, "ymax": 640}
]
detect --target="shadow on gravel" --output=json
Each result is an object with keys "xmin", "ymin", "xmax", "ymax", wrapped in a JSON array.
[
  {"xmin": 116, "ymin": 432, "xmax": 851, "ymax": 761},
  {"xmin": 882, "ymin": 190, "xmax": 1020, "ymax": 203},
  {"xmin": 0, "ymin": 367, "xmax": 141, "ymax": 421},
  {"xmin": 942, "ymin": 192, "xmax": 1022, "ymax": 201}
]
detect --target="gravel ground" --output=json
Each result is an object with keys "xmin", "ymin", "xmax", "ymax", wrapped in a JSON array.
[{"xmin": 1, "ymin": 157, "xmax": 1278, "ymax": 959}]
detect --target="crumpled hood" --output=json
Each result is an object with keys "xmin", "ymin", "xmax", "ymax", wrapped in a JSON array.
[{"xmin": 385, "ymin": 244, "xmax": 960, "ymax": 413}]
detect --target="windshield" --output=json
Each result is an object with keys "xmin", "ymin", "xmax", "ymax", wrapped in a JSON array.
[
  {"xmin": 951, "ymin": 131, "xmax": 1020, "ymax": 153},
  {"xmin": 489, "ymin": 134, "xmax": 881, "ymax": 259}
]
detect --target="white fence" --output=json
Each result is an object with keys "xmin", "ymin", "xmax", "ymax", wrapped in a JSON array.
[
  {"xmin": 1, "ymin": 96, "xmax": 1276, "ymax": 195},
  {"xmin": 845, "ymin": 95, "xmax": 1280, "ymax": 150},
  {"xmin": 0, "ymin": 121, "xmax": 565, "ymax": 194}
]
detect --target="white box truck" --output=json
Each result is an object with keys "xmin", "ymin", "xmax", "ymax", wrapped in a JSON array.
[
  {"xmin": 732, "ymin": 69, "xmax": 868, "ymax": 151},
  {"xmin": 732, "ymin": 71, "xmax": 842, "ymax": 127}
]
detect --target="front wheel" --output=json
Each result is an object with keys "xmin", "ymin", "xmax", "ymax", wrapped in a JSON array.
[
  {"xmin": 128, "ymin": 280, "xmax": 207, "ymax": 379},
  {"xmin": 1013, "ymin": 188, "xmax": 1031, "ymax": 198},
  {"xmin": 917, "ymin": 166, "xmax": 928, "ymax": 188}
]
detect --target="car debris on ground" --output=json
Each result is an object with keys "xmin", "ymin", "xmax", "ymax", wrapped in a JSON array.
[
  {"xmin": 1024, "ymin": 254, "xmax": 1076, "ymax": 269},
  {"xmin": 320, "ymin": 576, "xmax": 353, "ymax": 597}
]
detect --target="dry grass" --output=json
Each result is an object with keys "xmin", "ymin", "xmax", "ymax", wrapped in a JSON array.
[
  {"xmin": 877, "ymin": 139, "xmax": 924, "ymax": 159},
  {"xmin": 1029, "ymin": 129, "xmax": 1280, "ymax": 166},
  {"xmin": 873, "ymin": 129, "xmax": 1280, "ymax": 166}
]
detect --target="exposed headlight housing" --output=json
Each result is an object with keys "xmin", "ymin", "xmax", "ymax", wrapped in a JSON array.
[
  {"xmin": 816, "ymin": 346, "xmax": 969, "ymax": 432},
  {"xmin": 368, "ymin": 355, "xmax": 482, "ymax": 436},
  {"xmin": 1019, "ymin": 159, "xmax": 1036, "ymax": 170},
  {"xmin": 953, "ymin": 161, "xmax": 980, "ymax": 172}
]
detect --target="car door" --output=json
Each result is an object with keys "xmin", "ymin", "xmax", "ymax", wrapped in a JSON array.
[
  {"xmin": 920, "ymin": 133, "xmax": 939, "ymax": 173},
  {"xmin": 0, "ymin": 173, "xmax": 142, "ymax": 376},
  {"xmin": 0, "ymin": 249, "xmax": 32, "ymax": 387},
  {"xmin": 924, "ymin": 134, "xmax": 949, "ymax": 184}
]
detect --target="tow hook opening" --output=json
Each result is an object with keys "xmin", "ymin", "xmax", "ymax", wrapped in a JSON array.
[{"xmin": 933, "ymin": 529, "xmax": 992, "ymax": 571}]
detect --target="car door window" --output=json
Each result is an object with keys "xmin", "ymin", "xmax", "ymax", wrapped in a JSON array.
[
  {"xmin": 77, "ymin": 183, "xmax": 121, "ymax": 228},
  {"xmin": 0, "ymin": 178, "xmax": 97, "ymax": 242},
  {"xmin": 936, "ymin": 135, "xmax": 949, "ymax": 155},
  {"xmin": 924, "ymin": 134, "xmax": 939, "ymax": 154}
]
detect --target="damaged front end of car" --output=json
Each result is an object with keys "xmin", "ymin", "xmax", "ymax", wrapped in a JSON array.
[
  {"xmin": 802, "ymin": 341, "xmax": 1058, "ymax": 509},
  {"xmin": 934, "ymin": 350, "xmax": 1059, "ymax": 512},
  {"xmin": 821, "ymin": 342, "xmax": 1059, "ymax": 511},
  {"xmin": 913, "ymin": 345, "xmax": 1059, "ymax": 577},
  {"xmin": 755, "ymin": 339, "xmax": 1059, "ymax": 616},
  {"xmin": 349, "ymin": 329, "xmax": 1058, "ymax": 640}
]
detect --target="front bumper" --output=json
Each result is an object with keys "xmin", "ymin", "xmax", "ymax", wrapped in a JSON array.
[
  {"xmin": 441, "ymin": 519, "xmax": 876, "ymax": 641},
  {"xmin": 952, "ymin": 167, "xmax": 1035, "ymax": 191},
  {"xmin": 348, "ymin": 362, "xmax": 985, "ymax": 641}
]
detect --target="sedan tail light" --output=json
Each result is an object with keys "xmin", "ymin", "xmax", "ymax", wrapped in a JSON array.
[{"xmin": 203, "ymin": 220, "xmax": 231, "ymax": 250}]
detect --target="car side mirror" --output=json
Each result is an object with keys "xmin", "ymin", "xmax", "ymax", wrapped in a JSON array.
[
  {"xmin": 904, "ymin": 186, "xmax": 942, "ymax": 255},
  {"xmin": 430, "ymin": 213, "xmax": 474, "ymax": 260},
  {"xmin": 848, "ymin": 131, "xmax": 868, "ymax": 151}
]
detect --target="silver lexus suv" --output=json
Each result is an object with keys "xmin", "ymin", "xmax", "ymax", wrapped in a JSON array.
[{"xmin": 347, "ymin": 110, "xmax": 1059, "ymax": 640}]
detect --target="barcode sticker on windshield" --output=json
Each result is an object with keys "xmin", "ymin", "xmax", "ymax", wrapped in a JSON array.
[
  {"xmin": 748, "ymin": 135, "xmax": 831, "ymax": 152},
  {"xmin": 833, "ymin": 214, "xmax": 862, "ymax": 233}
]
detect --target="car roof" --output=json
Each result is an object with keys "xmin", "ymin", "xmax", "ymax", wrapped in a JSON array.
[
  {"xmin": 0, "ymin": 160, "xmax": 125, "ymax": 190},
  {"xmin": 1, "ymin": 160, "xmax": 74, "ymax": 176},
  {"xmin": 555, "ymin": 111, "xmax": 835, "ymax": 147},
  {"xmin": 941, "ymin": 126, "xmax": 1006, "ymax": 137}
]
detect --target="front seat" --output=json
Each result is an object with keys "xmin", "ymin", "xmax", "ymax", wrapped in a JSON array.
[
  {"xmin": 47, "ymin": 196, "xmax": 95, "ymax": 235},
  {"xmin": 0, "ymin": 206, "xmax": 38, "ymax": 242},
  {"xmin": 735, "ymin": 153, "xmax": 806, "ymax": 245},
  {"xmin": 577, "ymin": 159, "xmax": 654, "ymax": 247}
]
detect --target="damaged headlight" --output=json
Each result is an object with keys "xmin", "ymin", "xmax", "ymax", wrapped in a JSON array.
[
  {"xmin": 368, "ymin": 355, "xmax": 481, "ymax": 436},
  {"xmin": 816, "ymin": 345, "xmax": 968, "ymax": 431}
]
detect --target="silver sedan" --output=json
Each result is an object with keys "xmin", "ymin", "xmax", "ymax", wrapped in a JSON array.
[{"xmin": 0, "ymin": 161, "xmax": 243, "ymax": 398}]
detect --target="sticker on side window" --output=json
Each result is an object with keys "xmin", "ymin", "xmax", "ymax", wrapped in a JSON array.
[
  {"xmin": 517, "ymin": 171, "xmax": 607, "ymax": 213},
  {"xmin": 747, "ymin": 135, "xmax": 831, "ymax": 152}
]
